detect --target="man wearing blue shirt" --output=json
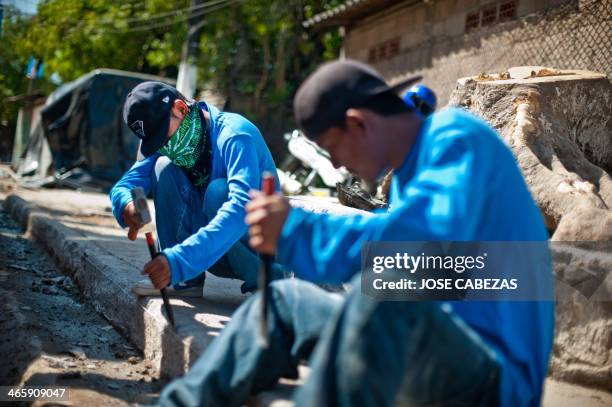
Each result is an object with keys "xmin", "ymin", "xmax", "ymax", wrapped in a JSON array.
[
  {"xmin": 156, "ymin": 61, "xmax": 554, "ymax": 406},
  {"xmin": 110, "ymin": 81, "xmax": 281, "ymax": 296}
]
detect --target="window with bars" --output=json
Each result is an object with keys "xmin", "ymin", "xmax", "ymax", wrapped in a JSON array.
[
  {"xmin": 388, "ymin": 38, "xmax": 400, "ymax": 56},
  {"xmin": 368, "ymin": 48, "xmax": 378, "ymax": 63},
  {"xmin": 465, "ymin": 0, "xmax": 518, "ymax": 33},
  {"xmin": 481, "ymin": 4, "xmax": 498, "ymax": 26},
  {"xmin": 499, "ymin": 0, "xmax": 518, "ymax": 22},
  {"xmin": 368, "ymin": 37, "xmax": 401, "ymax": 63},
  {"xmin": 379, "ymin": 42, "xmax": 388, "ymax": 60},
  {"xmin": 465, "ymin": 11, "xmax": 481, "ymax": 32}
]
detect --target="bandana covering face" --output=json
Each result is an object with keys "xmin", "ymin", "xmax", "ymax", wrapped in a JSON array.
[{"xmin": 158, "ymin": 106, "xmax": 212, "ymax": 188}]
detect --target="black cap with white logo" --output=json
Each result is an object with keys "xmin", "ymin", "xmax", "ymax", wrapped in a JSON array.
[{"xmin": 123, "ymin": 81, "xmax": 179, "ymax": 157}]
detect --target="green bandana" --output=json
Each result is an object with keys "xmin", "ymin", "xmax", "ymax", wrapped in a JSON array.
[{"xmin": 158, "ymin": 106, "xmax": 211, "ymax": 188}]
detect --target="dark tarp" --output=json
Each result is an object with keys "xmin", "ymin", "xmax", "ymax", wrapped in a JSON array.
[{"xmin": 35, "ymin": 69, "xmax": 174, "ymax": 190}]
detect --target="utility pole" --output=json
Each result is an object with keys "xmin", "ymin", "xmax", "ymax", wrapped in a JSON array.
[{"xmin": 176, "ymin": 0, "xmax": 205, "ymax": 99}]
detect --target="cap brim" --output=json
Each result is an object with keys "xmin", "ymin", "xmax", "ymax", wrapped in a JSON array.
[
  {"xmin": 139, "ymin": 119, "xmax": 170, "ymax": 157},
  {"xmin": 388, "ymin": 75, "xmax": 423, "ymax": 94}
]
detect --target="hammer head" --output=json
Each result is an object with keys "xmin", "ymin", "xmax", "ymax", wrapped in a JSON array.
[{"xmin": 130, "ymin": 187, "xmax": 152, "ymax": 225}]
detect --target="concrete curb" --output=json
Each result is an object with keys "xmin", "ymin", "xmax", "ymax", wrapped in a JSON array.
[{"xmin": 3, "ymin": 194, "xmax": 202, "ymax": 378}]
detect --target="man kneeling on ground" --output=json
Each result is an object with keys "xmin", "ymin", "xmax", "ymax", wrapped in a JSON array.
[{"xmin": 110, "ymin": 82, "xmax": 283, "ymax": 297}]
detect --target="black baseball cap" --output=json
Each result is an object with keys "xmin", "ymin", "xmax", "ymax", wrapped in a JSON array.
[
  {"xmin": 294, "ymin": 59, "xmax": 421, "ymax": 138},
  {"xmin": 123, "ymin": 81, "xmax": 179, "ymax": 157}
]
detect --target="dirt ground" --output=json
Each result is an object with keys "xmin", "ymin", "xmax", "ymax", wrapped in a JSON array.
[{"xmin": 0, "ymin": 201, "xmax": 166, "ymax": 406}]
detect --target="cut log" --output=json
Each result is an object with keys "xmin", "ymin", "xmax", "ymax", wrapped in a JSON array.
[{"xmin": 449, "ymin": 68, "xmax": 612, "ymax": 390}]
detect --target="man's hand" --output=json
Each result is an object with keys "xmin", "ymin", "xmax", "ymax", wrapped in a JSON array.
[
  {"xmin": 245, "ymin": 191, "xmax": 290, "ymax": 255},
  {"xmin": 123, "ymin": 201, "xmax": 142, "ymax": 241},
  {"xmin": 142, "ymin": 255, "xmax": 171, "ymax": 289}
]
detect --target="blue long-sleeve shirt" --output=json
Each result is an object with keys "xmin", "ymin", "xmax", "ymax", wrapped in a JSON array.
[
  {"xmin": 110, "ymin": 102, "xmax": 278, "ymax": 285},
  {"xmin": 277, "ymin": 108, "xmax": 554, "ymax": 407}
]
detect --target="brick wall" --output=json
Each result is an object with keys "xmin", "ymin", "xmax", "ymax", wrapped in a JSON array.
[{"xmin": 343, "ymin": 0, "xmax": 611, "ymax": 106}]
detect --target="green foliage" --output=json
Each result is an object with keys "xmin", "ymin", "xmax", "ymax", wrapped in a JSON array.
[
  {"xmin": 0, "ymin": 0, "xmax": 186, "ymax": 126},
  {"xmin": 0, "ymin": 8, "xmax": 30, "ymax": 125},
  {"xmin": 15, "ymin": 0, "xmax": 189, "ymax": 80},
  {"xmin": 0, "ymin": 0, "xmax": 343, "ymax": 147},
  {"xmin": 195, "ymin": 0, "xmax": 343, "ymax": 141}
]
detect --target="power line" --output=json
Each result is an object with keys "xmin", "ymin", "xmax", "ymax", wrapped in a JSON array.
[
  {"xmin": 21, "ymin": 0, "xmax": 242, "ymax": 39},
  {"xmin": 108, "ymin": 0, "xmax": 241, "ymax": 34},
  {"xmin": 32, "ymin": 0, "xmax": 230, "ymax": 30},
  {"xmin": 57, "ymin": 0, "xmax": 241, "ymax": 35},
  {"xmin": 97, "ymin": 0, "xmax": 230, "ymax": 26}
]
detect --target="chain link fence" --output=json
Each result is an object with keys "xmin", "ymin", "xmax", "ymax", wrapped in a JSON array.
[{"xmin": 388, "ymin": 0, "xmax": 611, "ymax": 106}]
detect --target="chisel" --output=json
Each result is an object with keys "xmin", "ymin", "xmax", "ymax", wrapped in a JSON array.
[
  {"xmin": 131, "ymin": 187, "xmax": 175, "ymax": 329},
  {"xmin": 145, "ymin": 231, "xmax": 176, "ymax": 329},
  {"xmin": 259, "ymin": 172, "xmax": 276, "ymax": 348}
]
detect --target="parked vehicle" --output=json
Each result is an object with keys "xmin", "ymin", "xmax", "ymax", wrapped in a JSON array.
[{"xmin": 278, "ymin": 129, "xmax": 352, "ymax": 195}]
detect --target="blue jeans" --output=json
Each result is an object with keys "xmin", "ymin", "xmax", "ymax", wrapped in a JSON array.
[
  {"xmin": 156, "ymin": 278, "xmax": 500, "ymax": 407},
  {"xmin": 151, "ymin": 157, "xmax": 274, "ymax": 293}
]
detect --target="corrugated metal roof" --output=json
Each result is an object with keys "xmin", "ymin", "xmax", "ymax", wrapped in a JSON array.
[{"xmin": 303, "ymin": 0, "xmax": 411, "ymax": 29}]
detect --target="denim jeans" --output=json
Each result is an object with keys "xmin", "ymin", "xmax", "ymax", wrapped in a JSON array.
[
  {"xmin": 151, "ymin": 157, "xmax": 275, "ymax": 293},
  {"xmin": 156, "ymin": 278, "xmax": 500, "ymax": 407}
]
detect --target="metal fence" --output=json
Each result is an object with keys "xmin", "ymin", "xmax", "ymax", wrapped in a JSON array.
[{"xmin": 394, "ymin": 0, "xmax": 612, "ymax": 105}]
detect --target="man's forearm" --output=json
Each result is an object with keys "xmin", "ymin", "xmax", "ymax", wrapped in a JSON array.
[{"xmin": 109, "ymin": 154, "xmax": 158, "ymax": 227}]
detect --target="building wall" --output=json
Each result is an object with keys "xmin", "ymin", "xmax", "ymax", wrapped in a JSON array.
[{"xmin": 343, "ymin": 0, "xmax": 611, "ymax": 105}]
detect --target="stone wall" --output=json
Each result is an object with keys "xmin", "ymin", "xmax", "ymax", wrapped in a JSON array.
[{"xmin": 343, "ymin": 0, "xmax": 611, "ymax": 106}]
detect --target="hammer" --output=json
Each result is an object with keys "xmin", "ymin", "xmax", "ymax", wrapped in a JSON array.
[
  {"xmin": 259, "ymin": 172, "xmax": 276, "ymax": 348},
  {"xmin": 131, "ymin": 187, "xmax": 176, "ymax": 329}
]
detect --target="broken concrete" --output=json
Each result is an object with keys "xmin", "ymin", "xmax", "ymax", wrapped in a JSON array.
[{"xmin": 449, "ymin": 67, "xmax": 612, "ymax": 390}]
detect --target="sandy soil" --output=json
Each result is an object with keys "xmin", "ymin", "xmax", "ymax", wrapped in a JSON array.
[{"xmin": 0, "ymin": 201, "xmax": 166, "ymax": 406}]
